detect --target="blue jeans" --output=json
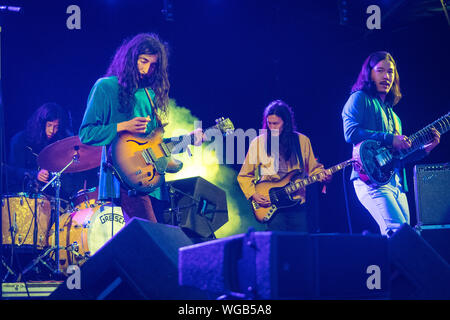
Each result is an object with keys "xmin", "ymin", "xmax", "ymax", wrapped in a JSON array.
[{"xmin": 353, "ymin": 174, "xmax": 410, "ymax": 236}]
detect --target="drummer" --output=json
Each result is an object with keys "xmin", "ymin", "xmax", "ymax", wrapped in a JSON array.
[{"xmin": 6, "ymin": 103, "xmax": 74, "ymax": 195}]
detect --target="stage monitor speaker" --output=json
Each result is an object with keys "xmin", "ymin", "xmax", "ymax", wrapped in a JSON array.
[
  {"xmin": 418, "ymin": 226, "xmax": 450, "ymax": 265},
  {"xmin": 49, "ymin": 218, "xmax": 209, "ymax": 300},
  {"xmin": 389, "ymin": 224, "xmax": 450, "ymax": 299},
  {"xmin": 414, "ymin": 163, "xmax": 450, "ymax": 226},
  {"xmin": 165, "ymin": 176, "xmax": 228, "ymax": 239},
  {"xmin": 179, "ymin": 231, "xmax": 390, "ymax": 299}
]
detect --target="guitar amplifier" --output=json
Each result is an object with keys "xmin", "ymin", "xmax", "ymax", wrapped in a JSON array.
[{"xmin": 413, "ymin": 163, "xmax": 450, "ymax": 226}]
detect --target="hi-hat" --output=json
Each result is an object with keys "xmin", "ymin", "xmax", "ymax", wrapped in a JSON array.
[{"xmin": 38, "ymin": 136, "xmax": 102, "ymax": 173}]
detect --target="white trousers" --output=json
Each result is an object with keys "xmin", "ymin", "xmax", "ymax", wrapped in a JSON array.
[{"xmin": 353, "ymin": 174, "xmax": 410, "ymax": 236}]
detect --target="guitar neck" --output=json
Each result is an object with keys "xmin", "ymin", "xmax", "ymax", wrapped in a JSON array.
[
  {"xmin": 285, "ymin": 159, "xmax": 353, "ymax": 194},
  {"xmin": 398, "ymin": 112, "xmax": 450, "ymax": 159},
  {"xmin": 164, "ymin": 123, "xmax": 220, "ymax": 154}
]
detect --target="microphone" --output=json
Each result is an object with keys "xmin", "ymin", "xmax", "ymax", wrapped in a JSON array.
[{"xmin": 0, "ymin": 6, "xmax": 22, "ymax": 13}]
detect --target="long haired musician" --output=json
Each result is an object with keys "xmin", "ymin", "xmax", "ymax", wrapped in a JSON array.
[
  {"xmin": 7, "ymin": 102, "xmax": 73, "ymax": 193},
  {"xmin": 341, "ymin": 51, "xmax": 440, "ymax": 236},
  {"xmin": 79, "ymin": 33, "xmax": 203, "ymax": 223},
  {"xmin": 237, "ymin": 100, "xmax": 330, "ymax": 232}
]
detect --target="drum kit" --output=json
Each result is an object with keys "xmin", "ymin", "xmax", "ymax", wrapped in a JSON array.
[{"xmin": 1, "ymin": 136, "xmax": 126, "ymax": 281}]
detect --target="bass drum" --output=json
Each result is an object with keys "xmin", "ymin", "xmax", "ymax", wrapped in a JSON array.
[
  {"xmin": 1, "ymin": 193, "xmax": 51, "ymax": 248},
  {"xmin": 48, "ymin": 203, "xmax": 126, "ymax": 270}
]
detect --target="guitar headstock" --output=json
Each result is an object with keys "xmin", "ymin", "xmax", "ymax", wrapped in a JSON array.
[{"xmin": 215, "ymin": 117, "xmax": 235, "ymax": 136}]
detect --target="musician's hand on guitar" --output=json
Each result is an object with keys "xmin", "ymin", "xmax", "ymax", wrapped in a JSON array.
[
  {"xmin": 117, "ymin": 117, "xmax": 150, "ymax": 134},
  {"xmin": 191, "ymin": 128, "xmax": 206, "ymax": 146},
  {"xmin": 37, "ymin": 169, "xmax": 49, "ymax": 183},
  {"xmin": 318, "ymin": 170, "xmax": 332, "ymax": 183},
  {"xmin": 251, "ymin": 193, "xmax": 271, "ymax": 207},
  {"xmin": 392, "ymin": 135, "xmax": 412, "ymax": 150},
  {"xmin": 424, "ymin": 127, "xmax": 440, "ymax": 153}
]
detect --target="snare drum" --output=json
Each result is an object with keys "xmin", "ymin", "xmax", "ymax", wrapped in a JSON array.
[
  {"xmin": 48, "ymin": 203, "xmax": 125, "ymax": 269},
  {"xmin": 70, "ymin": 188, "xmax": 99, "ymax": 211},
  {"xmin": 1, "ymin": 193, "xmax": 52, "ymax": 248}
]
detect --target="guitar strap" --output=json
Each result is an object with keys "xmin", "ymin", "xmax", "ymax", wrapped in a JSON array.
[
  {"xmin": 294, "ymin": 133, "xmax": 304, "ymax": 173},
  {"xmin": 386, "ymin": 106, "xmax": 408, "ymax": 192},
  {"xmin": 386, "ymin": 106, "xmax": 400, "ymax": 135},
  {"xmin": 144, "ymin": 88, "xmax": 164, "ymax": 128}
]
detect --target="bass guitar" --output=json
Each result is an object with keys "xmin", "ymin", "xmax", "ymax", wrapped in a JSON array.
[
  {"xmin": 251, "ymin": 159, "xmax": 354, "ymax": 223},
  {"xmin": 110, "ymin": 117, "xmax": 234, "ymax": 193},
  {"xmin": 353, "ymin": 111, "xmax": 449, "ymax": 186}
]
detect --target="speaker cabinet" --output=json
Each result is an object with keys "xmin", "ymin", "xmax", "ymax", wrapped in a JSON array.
[
  {"xmin": 165, "ymin": 176, "xmax": 228, "ymax": 239},
  {"xmin": 414, "ymin": 163, "xmax": 450, "ymax": 226},
  {"xmin": 417, "ymin": 226, "xmax": 450, "ymax": 265},
  {"xmin": 50, "ymin": 218, "xmax": 208, "ymax": 300},
  {"xmin": 389, "ymin": 224, "xmax": 450, "ymax": 299},
  {"xmin": 179, "ymin": 231, "xmax": 390, "ymax": 299}
]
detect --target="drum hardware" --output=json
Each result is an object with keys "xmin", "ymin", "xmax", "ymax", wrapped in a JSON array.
[
  {"xmin": 1, "ymin": 136, "xmax": 101, "ymax": 281},
  {"xmin": 2, "ymin": 194, "xmax": 51, "ymax": 248},
  {"xmin": 1, "ymin": 193, "xmax": 52, "ymax": 282},
  {"xmin": 63, "ymin": 242, "xmax": 88, "ymax": 265},
  {"xmin": 37, "ymin": 136, "xmax": 102, "ymax": 174},
  {"xmin": 47, "ymin": 203, "xmax": 125, "ymax": 270},
  {"xmin": 18, "ymin": 245, "xmax": 64, "ymax": 281},
  {"xmin": 22, "ymin": 150, "xmax": 82, "ymax": 278},
  {"xmin": 1, "ymin": 256, "xmax": 17, "ymax": 282},
  {"xmin": 70, "ymin": 187, "xmax": 99, "ymax": 211},
  {"xmin": 18, "ymin": 135, "xmax": 102, "ymax": 278}
]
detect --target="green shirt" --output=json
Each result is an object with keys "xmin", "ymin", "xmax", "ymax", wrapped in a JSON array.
[{"xmin": 79, "ymin": 76, "xmax": 168, "ymax": 200}]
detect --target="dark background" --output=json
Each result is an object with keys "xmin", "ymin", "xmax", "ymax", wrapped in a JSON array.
[{"xmin": 1, "ymin": 0, "xmax": 449, "ymax": 236}]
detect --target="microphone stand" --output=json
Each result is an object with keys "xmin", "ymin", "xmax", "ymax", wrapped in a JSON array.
[
  {"xmin": 167, "ymin": 185, "xmax": 221, "ymax": 240},
  {"xmin": 166, "ymin": 185, "xmax": 197, "ymax": 226}
]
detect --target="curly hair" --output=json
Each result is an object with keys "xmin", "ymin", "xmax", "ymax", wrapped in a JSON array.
[
  {"xmin": 105, "ymin": 33, "xmax": 170, "ymax": 118},
  {"xmin": 25, "ymin": 102, "xmax": 73, "ymax": 151},
  {"xmin": 351, "ymin": 51, "xmax": 402, "ymax": 106},
  {"xmin": 262, "ymin": 100, "xmax": 301, "ymax": 162}
]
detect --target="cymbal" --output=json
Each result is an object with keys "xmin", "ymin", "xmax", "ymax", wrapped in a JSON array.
[{"xmin": 38, "ymin": 136, "xmax": 102, "ymax": 173}]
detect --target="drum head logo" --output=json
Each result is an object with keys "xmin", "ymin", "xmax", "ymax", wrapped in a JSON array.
[{"xmin": 99, "ymin": 213, "xmax": 125, "ymax": 224}]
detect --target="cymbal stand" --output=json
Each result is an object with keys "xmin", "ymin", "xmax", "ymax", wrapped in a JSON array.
[
  {"xmin": 1, "ymin": 255, "xmax": 17, "ymax": 282},
  {"xmin": 21, "ymin": 152, "xmax": 79, "ymax": 278},
  {"xmin": 44, "ymin": 154, "xmax": 78, "ymax": 275}
]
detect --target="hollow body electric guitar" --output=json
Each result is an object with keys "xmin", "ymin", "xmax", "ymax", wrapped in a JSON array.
[
  {"xmin": 251, "ymin": 159, "xmax": 354, "ymax": 223},
  {"xmin": 110, "ymin": 117, "xmax": 234, "ymax": 194},
  {"xmin": 353, "ymin": 112, "xmax": 449, "ymax": 186}
]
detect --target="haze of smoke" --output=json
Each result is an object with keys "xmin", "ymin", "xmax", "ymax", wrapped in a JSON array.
[{"xmin": 163, "ymin": 99, "xmax": 248, "ymax": 238}]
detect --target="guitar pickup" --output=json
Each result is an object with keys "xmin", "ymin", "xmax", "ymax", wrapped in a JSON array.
[
  {"xmin": 160, "ymin": 143, "xmax": 171, "ymax": 157},
  {"xmin": 142, "ymin": 148, "xmax": 156, "ymax": 165},
  {"xmin": 375, "ymin": 149, "xmax": 392, "ymax": 167}
]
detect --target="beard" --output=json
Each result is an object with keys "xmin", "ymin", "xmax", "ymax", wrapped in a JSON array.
[{"xmin": 138, "ymin": 72, "xmax": 156, "ymax": 88}]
